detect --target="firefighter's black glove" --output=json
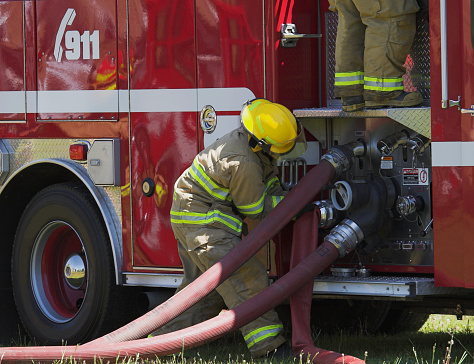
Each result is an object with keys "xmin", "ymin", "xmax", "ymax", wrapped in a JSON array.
[{"xmin": 295, "ymin": 202, "xmax": 316, "ymax": 220}]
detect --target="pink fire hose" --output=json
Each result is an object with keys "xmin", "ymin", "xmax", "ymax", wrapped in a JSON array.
[
  {"xmin": 87, "ymin": 159, "xmax": 336, "ymax": 346},
  {"xmin": 0, "ymin": 211, "xmax": 363, "ymax": 363},
  {"xmin": 0, "ymin": 156, "xmax": 364, "ymax": 363},
  {"xmin": 290, "ymin": 210, "xmax": 362, "ymax": 363}
]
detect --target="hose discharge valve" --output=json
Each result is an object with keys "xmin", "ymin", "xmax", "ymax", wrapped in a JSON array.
[{"xmin": 321, "ymin": 141, "xmax": 366, "ymax": 178}]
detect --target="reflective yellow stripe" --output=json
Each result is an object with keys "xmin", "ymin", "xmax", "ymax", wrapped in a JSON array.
[
  {"xmin": 248, "ymin": 99, "xmax": 263, "ymax": 111},
  {"xmin": 237, "ymin": 176, "xmax": 283, "ymax": 216},
  {"xmin": 364, "ymin": 76, "xmax": 404, "ymax": 91},
  {"xmin": 265, "ymin": 177, "xmax": 279, "ymax": 191},
  {"xmin": 236, "ymin": 194, "xmax": 265, "ymax": 216},
  {"xmin": 190, "ymin": 159, "xmax": 232, "ymax": 202},
  {"xmin": 244, "ymin": 325, "xmax": 283, "ymax": 348},
  {"xmin": 272, "ymin": 195, "xmax": 284, "ymax": 208},
  {"xmin": 170, "ymin": 210, "xmax": 242, "ymax": 234},
  {"xmin": 336, "ymin": 71, "xmax": 364, "ymax": 77},
  {"xmin": 256, "ymin": 114, "xmax": 265, "ymax": 135},
  {"xmin": 335, "ymin": 71, "xmax": 364, "ymax": 86}
]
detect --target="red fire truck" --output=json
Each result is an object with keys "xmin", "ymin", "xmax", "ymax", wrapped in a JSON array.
[{"xmin": 0, "ymin": 0, "xmax": 473, "ymax": 346}]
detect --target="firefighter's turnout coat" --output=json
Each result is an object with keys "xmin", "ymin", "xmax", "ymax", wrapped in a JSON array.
[{"xmin": 167, "ymin": 128, "xmax": 286, "ymax": 357}]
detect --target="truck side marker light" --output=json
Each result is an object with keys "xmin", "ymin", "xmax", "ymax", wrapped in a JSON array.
[{"xmin": 69, "ymin": 144, "xmax": 89, "ymax": 162}]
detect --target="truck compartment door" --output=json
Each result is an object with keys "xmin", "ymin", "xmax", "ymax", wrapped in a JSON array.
[
  {"xmin": 195, "ymin": 0, "xmax": 263, "ymax": 148},
  {"xmin": 35, "ymin": 0, "xmax": 119, "ymax": 121},
  {"xmin": 129, "ymin": 0, "xmax": 197, "ymax": 269},
  {"xmin": 432, "ymin": 0, "xmax": 474, "ymax": 288},
  {"xmin": 0, "ymin": 2, "xmax": 26, "ymax": 122}
]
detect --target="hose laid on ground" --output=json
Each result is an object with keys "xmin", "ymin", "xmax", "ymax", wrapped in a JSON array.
[
  {"xmin": 290, "ymin": 208, "xmax": 362, "ymax": 363},
  {"xmin": 1, "ymin": 157, "xmax": 364, "ymax": 362},
  {"xmin": 0, "ymin": 212, "xmax": 363, "ymax": 363},
  {"xmin": 86, "ymin": 159, "xmax": 336, "ymax": 346}
]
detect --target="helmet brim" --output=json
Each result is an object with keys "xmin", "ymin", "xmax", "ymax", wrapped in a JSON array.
[{"xmin": 269, "ymin": 121, "xmax": 307, "ymax": 161}]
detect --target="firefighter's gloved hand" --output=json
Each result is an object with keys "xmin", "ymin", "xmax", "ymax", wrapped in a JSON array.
[{"xmin": 295, "ymin": 202, "xmax": 316, "ymax": 220}]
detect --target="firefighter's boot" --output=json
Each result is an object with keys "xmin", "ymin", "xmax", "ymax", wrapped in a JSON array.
[
  {"xmin": 365, "ymin": 91, "xmax": 423, "ymax": 109},
  {"xmin": 341, "ymin": 95, "xmax": 365, "ymax": 112}
]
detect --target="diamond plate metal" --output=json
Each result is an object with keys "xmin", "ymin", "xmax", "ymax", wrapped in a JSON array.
[
  {"xmin": 326, "ymin": 11, "xmax": 431, "ymax": 105},
  {"xmin": 326, "ymin": 11, "xmax": 338, "ymax": 106},
  {"xmin": 294, "ymin": 106, "xmax": 431, "ymax": 138},
  {"xmin": 1, "ymin": 139, "xmax": 122, "ymax": 219}
]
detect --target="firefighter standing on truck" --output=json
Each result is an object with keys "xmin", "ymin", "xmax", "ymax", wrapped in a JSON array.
[
  {"xmin": 330, "ymin": 0, "xmax": 422, "ymax": 112},
  {"xmin": 151, "ymin": 99, "xmax": 306, "ymax": 358}
]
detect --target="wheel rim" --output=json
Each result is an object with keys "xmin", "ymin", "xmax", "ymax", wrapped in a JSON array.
[{"xmin": 31, "ymin": 221, "xmax": 89, "ymax": 323}]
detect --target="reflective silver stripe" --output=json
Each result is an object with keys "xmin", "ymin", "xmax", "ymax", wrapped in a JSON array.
[
  {"xmin": 244, "ymin": 325, "xmax": 283, "ymax": 348},
  {"xmin": 335, "ymin": 72, "xmax": 364, "ymax": 86},
  {"xmin": 272, "ymin": 195, "xmax": 284, "ymax": 208},
  {"xmin": 236, "ymin": 195, "xmax": 265, "ymax": 216},
  {"xmin": 170, "ymin": 210, "xmax": 242, "ymax": 233},
  {"xmin": 364, "ymin": 77, "xmax": 403, "ymax": 91},
  {"xmin": 237, "ymin": 177, "xmax": 281, "ymax": 216},
  {"xmin": 189, "ymin": 159, "xmax": 232, "ymax": 202}
]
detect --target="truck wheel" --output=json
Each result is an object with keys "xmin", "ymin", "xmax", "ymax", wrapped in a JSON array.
[
  {"xmin": 11, "ymin": 183, "xmax": 115, "ymax": 344},
  {"xmin": 377, "ymin": 307, "xmax": 430, "ymax": 334}
]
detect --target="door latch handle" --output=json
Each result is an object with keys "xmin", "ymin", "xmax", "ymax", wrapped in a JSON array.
[
  {"xmin": 461, "ymin": 105, "xmax": 474, "ymax": 116},
  {"xmin": 280, "ymin": 24, "xmax": 321, "ymax": 48}
]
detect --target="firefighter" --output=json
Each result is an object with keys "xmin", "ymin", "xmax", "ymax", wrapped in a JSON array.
[
  {"xmin": 330, "ymin": 0, "xmax": 422, "ymax": 111},
  {"xmin": 152, "ymin": 99, "xmax": 307, "ymax": 358}
]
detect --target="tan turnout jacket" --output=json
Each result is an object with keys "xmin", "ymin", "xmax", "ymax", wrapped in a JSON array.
[{"xmin": 170, "ymin": 128, "xmax": 286, "ymax": 244}]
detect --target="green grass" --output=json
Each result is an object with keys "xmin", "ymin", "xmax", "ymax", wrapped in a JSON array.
[
  {"xmin": 178, "ymin": 315, "xmax": 474, "ymax": 364},
  {"xmin": 3, "ymin": 315, "xmax": 474, "ymax": 363}
]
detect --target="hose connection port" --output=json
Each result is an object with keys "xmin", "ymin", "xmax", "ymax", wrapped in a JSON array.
[{"xmin": 325, "ymin": 219, "xmax": 364, "ymax": 258}]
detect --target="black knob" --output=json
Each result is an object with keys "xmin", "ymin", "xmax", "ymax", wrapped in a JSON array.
[{"xmin": 142, "ymin": 178, "xmax": 155, "ymax": 197}]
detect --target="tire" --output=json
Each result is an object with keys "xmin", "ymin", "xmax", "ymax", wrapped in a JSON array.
[
  {"xmin": 377, "ymin": 307, "xmax": 430, "ymax": 334},
  {"xmin": 11, "ymin": 183, "xmax": 116, "ymax": 344}
]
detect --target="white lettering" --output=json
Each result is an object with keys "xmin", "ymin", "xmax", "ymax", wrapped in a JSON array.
[
  {"xmin": 65, "ymin": 30, "xmax": 81, "ymax": 60},
  {"xmin": 55, "ymin": 9, "xmax": 100, "ymax": 62}
]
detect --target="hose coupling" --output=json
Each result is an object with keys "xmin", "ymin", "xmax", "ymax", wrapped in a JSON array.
[
  {"xmin": 321, "ymin": 146, "xmax": 351, "ymax": 177},
  {"xmin": 377, "ymin": 131, "xmax": 409, "ymax": 156},
  {"xmin": 325, "ymin": 219, "xmax": 364, "ymax": 258},
  {"xmin": 396, "ymin": 195, "xmax": 425, "ymax": 216},
  {"xmin": 345, "ymin": 139, "xmax": 367, "ymax": 158},
  {"xmin": 321, "ymin": 141, "xmax": 366, "ymax": 177},
  {"xmin": 315, "ymin": 200, "xmax": 339, "ymax": 229},
  {"xmin": 377, "ymin": 131, "xmax": 430, "ymax": 156}
]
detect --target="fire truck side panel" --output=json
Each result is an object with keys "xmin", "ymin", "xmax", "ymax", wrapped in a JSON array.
[
  {"xmin": 264, "ymin": 0, "xmax": 326, "ymax": 276},
  {"xmin": 129, "ymin": 0, "xmax": 197, "ymax": 268},
  {"xmin": 196, "ymin": 0, "xmax": 264, "ymax": 93},
  {"xmin": 431, "ymin": 0, "xmax": 474, "ymax": 288},
  {"xmin": 0, "ymin": 1, "xmax": 128, "ymax": 139},
  {"xmin": 0, "ymin": 2, "xmax": 25, "ymax": 122},
  {"xmin": 196, "ymin": 1, "xmax": 263, "ymax": 149},
  {"xmin": 36, "ymin": 0, "xmax": 119, "ymax": 121},
  {"xmin": 264, "ymin": 0, "xmax": 322, "ymax": 109},
  {"xmin": 460, "ymin": 0, "xmax": 474, "ymax": 288}
]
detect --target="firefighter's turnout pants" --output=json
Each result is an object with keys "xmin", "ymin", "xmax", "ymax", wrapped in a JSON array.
[
  {"xmin": 329, "ymin": 0, "xmax": 420, "ymax": 100},
  {"xmin": 151, "ymin": 129, "xmax": 286, "ymax": 358},
  {"xmin": 169, "ymin": 223, "xmax": 286, "ymax": 358}
]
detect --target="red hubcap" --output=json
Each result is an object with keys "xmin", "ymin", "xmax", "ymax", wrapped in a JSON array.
[{"xmin": 31, "ymin": 221, "xmax": 88, "ymax": 323}]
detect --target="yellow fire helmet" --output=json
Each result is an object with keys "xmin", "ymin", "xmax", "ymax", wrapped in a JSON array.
[{"xmin": 241, "ymin": 99, "xmax": 307, "ymax": 160}]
